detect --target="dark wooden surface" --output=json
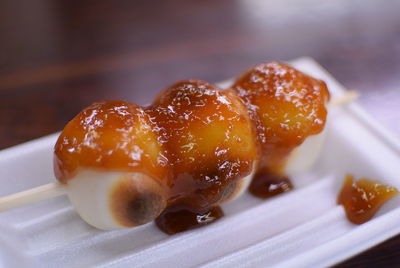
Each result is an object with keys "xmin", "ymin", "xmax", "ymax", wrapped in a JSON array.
[{"xmin": 1, "ymin": 0, "xmax": 400, "ymax": 266}]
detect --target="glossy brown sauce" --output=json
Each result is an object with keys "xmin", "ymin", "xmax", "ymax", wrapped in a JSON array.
[
  {"xmin": 54, "ymin": 62, "xmax": 329, "ymax": 234},
  {"xmin": 54, "ymin": 101, "xmax": 166, "ymax": 184},
  {"xmin": 149, "ymin": 81, "xmax": 256, "ymax": 210},
  {"xmin": 155, "ymin": 205, "xmax": 223, "ymax": 235},
  {"xmin": 232, "ymin": 62, "xmax": 329, "ymax": 198},
  {"xmin": 249, "ymin": 172, "xmax": 293, "ymax": 198},
  {"xmin": 338, "ymin": 175, "xmax": 399, "ymax": 224}
]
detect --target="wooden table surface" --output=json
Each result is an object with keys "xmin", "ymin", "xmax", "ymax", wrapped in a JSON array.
[{"xmin": 1, "ymin": 0, "xmax": 400, "ymax": 266}]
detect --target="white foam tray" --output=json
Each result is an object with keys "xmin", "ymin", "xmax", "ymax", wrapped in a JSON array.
[{"xmin": 1, "ymin": 58, "xmax": 400, "ymax": 268}]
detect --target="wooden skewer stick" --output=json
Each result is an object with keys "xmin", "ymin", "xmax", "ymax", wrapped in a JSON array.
[
  {"xmin": 0, "ymin": 182, "xmax": 66, "ymax": 212},
  {"xmin": 0, "ymin": 90, "xmax": 359, "ymax": 212},
  {"xmin": 330, "ymin": 90, "xmax": 360, "ymax": 107}
]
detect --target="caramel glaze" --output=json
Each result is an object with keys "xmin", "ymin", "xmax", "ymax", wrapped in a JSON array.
[
  {"xmin": 54, "ymin": 62, "xmax": 329, "ymax": 234},
  {"xmin": 54, "ymin": 101, "xmax": 167, "ymax": 184},
  {"xmin": 155, "ymin": 205, "xmax": 224, "ymax": 235},
  {"xmin": 232, "ymin": 62, "xmax": 330, "ymax": 197},
  {"xmin": 149, "ymin": 81, "xmax": 256, "ymax": 209},
  {"xmin": 338, "ymin": 175, "xmax": 399, "ymax": 225},
  {"xmin": 249, "ymin": 173, "xmax": 293, "ymax": 198},
  {"xmin": 149, "ymin": 81, "xmax": 257, "ymax": 233}
]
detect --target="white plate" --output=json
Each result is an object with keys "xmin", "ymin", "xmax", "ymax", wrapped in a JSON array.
[{"xmin": 1, "ymin": 58, "xmax": 400, "ymax": 268}]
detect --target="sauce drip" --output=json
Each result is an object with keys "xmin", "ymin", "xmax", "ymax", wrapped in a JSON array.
[
  {"xmin": 249, "ymin": 172, "xmax": 293, "ymax": 198},
  {"xmin": 155, "ymin": 205, "xmax": 223, "ymax": 235},
  {"xmin": 338, "ymin": 175, "xmax": 399, "ymax": 224}
]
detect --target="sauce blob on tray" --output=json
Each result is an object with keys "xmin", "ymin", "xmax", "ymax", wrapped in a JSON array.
[
  {"xmin": 338, "ymin": 174, "xmax": 399, "ymax": 224},
  {"xmin": 155, "ymin": 205, "xmax": 223, "ymax": 235},
  {"xmin": 249, "ymin": 172, "xmax": 293, "ymax": 198}
]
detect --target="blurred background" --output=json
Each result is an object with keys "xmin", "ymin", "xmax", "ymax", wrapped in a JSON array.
[
  {"xmin": 1, "ymin": 0, "xmax": 399, "ymax": 149},
  {"xmin": 0, "ymin": 0, "xmax": 399, "ymax": 265}
]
